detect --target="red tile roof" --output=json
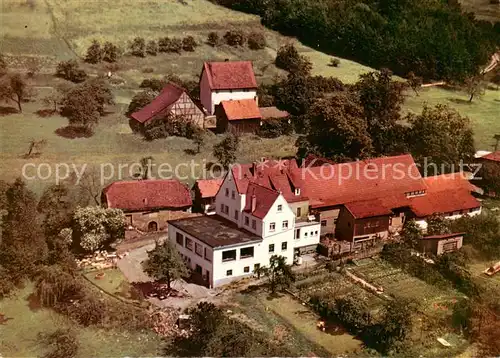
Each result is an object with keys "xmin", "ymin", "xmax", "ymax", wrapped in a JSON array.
[
  {"xmin": 244, "ymin": 182, "xmax": 280, "ymax": 219},
  {"xmin": 422, "ymin": 232, "xmax": 465, "ymax": 241},
  {"xmin": 194, "ymin": 179, "xmax": 223, "ymax": 198},
  {"xmin": 292, "ymin": 154, "xmax": 427, "ymax": 208},
  {"xmin": 259, "ymin": 106, "xmax": 289, "ymax": 119},
  {"xmin": 221, "ymin": 99, "xmax": 261, "ymax": 121},
  {"xmin": 344, "ymin": 199, "xmax": 394, "ymax": 219},
  {"xmin": 131, "ymin": 83, "xmax": 185, "ymax": 124},
  {"xmin": 480, "ymin": 151, "xmax": 500, "ymax": 162},
  {"xmin": 203, "ymin": 61, "xmax": 257, "ymax": 90},
  {"xmin": 102, "ymin": 179, "xmax": 191, "ymax": 212},
  {"xmin": 423, "ymin": 172, "xmax": 478, "ymax": 192}
]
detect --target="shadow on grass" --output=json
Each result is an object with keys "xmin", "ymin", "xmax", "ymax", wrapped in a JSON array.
[
  {"xmin": 55, "ymin": 126, "xmax": 93, "ymax": 139},
  {"xmin": 184, "ymin": 148, "xmax": 197, "ymax": 155},
  {"xmin": 448, "ymin": 98, "xmax": 472, "ymax": 105},
  {"xmin": 0, "ymin": 106, "xmax": 18, "ymax": 116},
  {"xmin": 20, "ymin": 153, "xmax": 42, "ymax": 159},
  {"xmin": 26, "ymin": 293, "xmax": 42, "ymax": 311},
  {"xmin": 35, "ymin": 109, "xmax": 57, "ymax": 118}
]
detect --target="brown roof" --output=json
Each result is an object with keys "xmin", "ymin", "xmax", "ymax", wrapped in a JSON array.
[
  {"xmin": 221, "ymin": 99, "xmax": 261, "ymax": 121},
  {"xmin": 203, "ymin": 61, "xmax": 257, "ymax": 90},
  {"xmin": 194, "ymin": 179, "xmax": 223, "ymax": 198},
  {"xmin": 102, "ymin": 179, "xmax": 191, "ymax": 212},
  {"xmin": 422, "ymin": 232, "xmax": 466, "ymax": 240},
  {"xmin": 131, "ymin": 83, "xmax": 185, "ymax": 124},
  {"xmin": 168, "ymin": 215, "xmax": 262, "ymax": 248},
  {"xmin": 259, "ymin": 106, "xmax": 289, "ymax": 119}
]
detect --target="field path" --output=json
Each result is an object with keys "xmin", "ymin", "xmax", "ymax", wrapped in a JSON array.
[{"xmin": 42, "ymin": 0, "xmax": 80, "ymax": 59}]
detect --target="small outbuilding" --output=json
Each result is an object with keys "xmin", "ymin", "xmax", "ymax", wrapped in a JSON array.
[
  {"xmin": 215, "ymin": 99, "xmax": 262, "ymax": 134},
  {"xmin": 419, "ymin": 232, "xmax": 465, "ymax": 256}
]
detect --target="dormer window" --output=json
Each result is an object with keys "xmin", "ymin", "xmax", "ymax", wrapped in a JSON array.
[{"xmin": 295, "ymin": 188, "xmax": 300, "ymax": 196}]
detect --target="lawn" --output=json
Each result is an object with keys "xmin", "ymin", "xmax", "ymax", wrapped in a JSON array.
[
  {"xmin": 0, "ymin": 283, "xmax": 164, "ymax": 357},
  {"xmin": 232, "ymin": 291, "xmax": 362, "ymax": 356}
]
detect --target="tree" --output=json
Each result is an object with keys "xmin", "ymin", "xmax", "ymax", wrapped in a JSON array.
[
  {"xmin": 426, "ymin": 214, "xmax": 451, "ymax": 235},
  {"xmin": 0, "ymin": 53, "xmax": 7, "ymax": 77},
  {"xmin": 102, "ymin": 42, "xmax": 119, "ymax": 63},
  {"xmin": 77, "ymin": 168, "xmax": 102, "ymax": 205},
  {"xmin": 168, "ymin": 38, "xmax": 183, "ymax": 53},
  {"xmin": 247, "ymin": 32, "xmax": 266, "ymax": 50},
  {"xmin": 275, "ymin": 72, "xmax": 315, "ymax": 117},
  {"xmin": 464, "ymin": 75, "xmax": 486, "ymax": 102},
  {"xmin": 296, "ymin": 92, "xmax": 373, "ymax": 161},
  {"xmin": 146, "ymin": 40, "xmax": 158, "ymax": 56},
  {"xmin": 55, "ymin": 60, "xmax": 87, "ymax": 83},
  {"xmin": 72, "ymin": 206, "xmax": 125, "ymax": 252},
  {"xmin": 264, "ymin": 255, "xmax": 295, "ymax": 293},
  {"xmin": 356, "ymin": 69, "xmax": 408, "ymax": 155},
  {"xmin": 406, "ymin": 71, "xmax": 423, "ymax": 95},
  {"xmin": 223, "ymin": 30, "xmax": 246, "ymax": 46},
  {"xmin": 275, "ymin": 43, "xmax": 312, "ymax": 74},
  {"xmin": 142, "ymin": 240, "xmax": 189, "ymax": 289},
  {"xmin": 25, "ymin": 138, "xmax": 47, "ymax": 158},
  {"xmin": 0, "ymin": 179, "xmax": 48, "ymax": 282},
  {"xmin": 400, "ymin": 219, "xmax": 423, "ymax": 249},
  {"xmin": 213, "ymin": 133, "xmax": 239, "ymax": 169},
  {"xmin": 138, "ymin": 156, "xmax": 154, "ymax": 179},
  {"xmin": 42, "ymin": 84, "xmax": 69, "ymax": 113},
  {"xmin": 0, "ymin": 73, "xmax": 34, "ymax": 112},
  {"xmin": 407, "ymin": 104, "xmax": 475, "ymax": 175},
  {"xmin": 127, "ymin": 90, "xmax": 155, "ymax": 115},
  {"xmin": 207, "ymin": 32, "xmax": 220, "ymax": 47},
  {"xmin": 192, "ymin": 128, "xmax": 205, "ymax": 154},
  {"xmin": 182, "ymin": 36, "xmax": 197, "ymax": 52},
  {"xmin": 85, "ymin": 40, "xmax": 102, "ymax": 64},
  {"xmin": 130, "ymin": 37, "xmax": 146, "ymax": 57}
]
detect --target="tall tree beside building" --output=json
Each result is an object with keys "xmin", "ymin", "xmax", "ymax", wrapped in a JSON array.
[
  {"xmin": 213, "ymin": 133, "xmax": 239, "ymax": 169},
  {"xmin": 265, "ymin": 255, "xmax": 295, "ymax": 293},
  {"xmin": 142, "ymin": 240, "xmax": 189, "ymax": 289}
]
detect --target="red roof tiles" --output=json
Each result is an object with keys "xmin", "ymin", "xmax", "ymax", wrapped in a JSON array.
[
  {"xmin": 102, "ymin": 179, "xmax": 191, "ymax": 212},
  {"xmin": 203, "ymin": 61, "xmax": 257, "ymax": 90},
  {"xmin": 194, "ymin": 179, "xmax": 223, "ymax": 198},
  {"xmin": 344, "ymin": 199, "xmax": 394, "ymax": 219},
  {"xmin": 221, "ymin": 99, "xmax": 261, "ymax": 121},
  {"xmin": 244, "ymin": 182, "xmax": 280, "ymax": 219},
  {"xmin": 131, "ymin": 83, "xmax": 185, "ymax": 124},
  {"xmin": 480, "ymin": 151, "xmax": 500, "ymax": 162},
  {"xmin": 259, "ymin": 106, "xmax": 289, "ymax": 119}
]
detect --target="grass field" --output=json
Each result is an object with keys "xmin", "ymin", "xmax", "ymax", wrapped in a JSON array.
[
  {"xmin": 459, "ymin": 0, "xmax": 500, "ymax": 21},
  {"xmin": 0, "ymin": 284, "xmax": 163, "ymax": 357}
]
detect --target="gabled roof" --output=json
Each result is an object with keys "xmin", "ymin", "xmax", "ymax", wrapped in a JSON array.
[
  {"xmin": 243, "ymin": 182, "xmax": 280, "ymax": 219},
  {"xmin": 423, "ymin": 172, "xmax": 477, "ymax": 192},
  {"xmin": 102, "ymin": 179, "xmax": 191, "ymax": 212},
  {"xmin": 220, "ymin": 99, "xmax": 261, "ymax": 121},
  {"xmin": 344, "ymin": 199, "xmax": 394, "ymax": 219},
  {"xmin": 259, "ymin": 106, "xmax": 289, "ymax": 119},
  {"xmin": 480, "ymin": 150, "xmax": 500, "ymax": 162},
  {"xmin": 422, "ymin": 232, "xmax": 466, "ymax": 241},
  {"xmin": 194, "ymin": 179, "xmax": 223, "ymax": 198},
  {"xmin": 131, "ymin": 83, "xmax": 185, "ymax": 124},
  {"xmin": 203, "ymin": 61, "xmax": 257, "ymax": 90}
]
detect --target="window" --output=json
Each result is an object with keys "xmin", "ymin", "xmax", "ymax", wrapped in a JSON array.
[
  {"xmin": 321, "ymin": 220, "xmax": 327, "ymax": 227},
  {"xmin": 310, "ymin": 231, "xmax": 314, "ymax": 236},
  {"xmin": 296, "ymin": 207, "xmax": 302, "ymax": 217},
  {"xmin": 176, "ymin": 232, "xmax": 184, "ymax": 246},
  {"xmin": 282, "ymin": 220, "xmax": 288, "ymax": 229},
  {"xmin": 204, "ymin": 247, "xmax": 211, "ymax": 262},
  {"xmin": 234, "ymin": 210, "xmax": 239, "ymax": 220},
  {"xmin": 231, "ymin": 190, "xmax": 235, "ymax": 199},
  {"xmin": 220, "ymin": 204, "xmax": 224, "ymax": 212},
  {"xmin": 252, "ymin": 220, "xmax": 256, "ymax": 229},
  {"xmin": 226, "ymin": 270, "xmax": 233, "ymax": 276},
  {"xmin": 225, "ymin": 188, "xmax": 229, "ymax": 197},
  {"xmin": 295, "ymin": 229, "xmax": 300, "ymax": 239},
  {"xmin": 281, "ymin": 242, "xmax": 287, "ymax": 251},
  {"xmin": 224, "ymin": 205, "xmax": 229, "ymax": 214},
  {"xmin": 148, "ymin": 221, "xmax": 158, "ymax": 232},
  {"xmin": 304, "ymin": 232, "xmax": 308, "ymax": 237},
  {"xmin": 245, "ymin": 216, "xmax": 249, "ymax": 226},
  {"xmin": 443, "ymin": 241, "xmax": 458, "ymax": 253},
  {"xmin": 269, "ymin": 222, "xmax": 276, "ymax": 232},
  {"xmin": 222, "ymin": 250, "xmax": 236, "ymax": 262},
  {"xmin": 277, "ymin": 204, "xmax": 282, "ymax": 212},
  {"xmin": 295, "ymin": 188, "xmax": 300, "ymax": 196},
  {"xmin": 185, "ymin": 237, "xmax": 193, "ymax": 251},
  {"xmin": 195, "ymin": 242, "xmax": 203, "ymax": 257},
  {"xmin": 240, "ymin": 246, "xmax": 254, "ymax": 258},
  {"xmin": 269, "ymin": 244, "xmax": 275, "ymax": 253},
  {"xmin": 244, "ymin": 266, "xmax": 250, "ymax": 273},
  {"xmin": 315, "ymin": 230, "xmax": 318, "ymax": 236}
]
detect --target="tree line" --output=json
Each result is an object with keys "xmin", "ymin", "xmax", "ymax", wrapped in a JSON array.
[{"xmin": 213, "ymin": 0, "xmax": 499, "ymax": 81}]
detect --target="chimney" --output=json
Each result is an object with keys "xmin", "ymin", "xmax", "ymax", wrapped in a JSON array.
[{"xmin": 251, "ymin": 194, "xmax": 257, "ymax": 212}]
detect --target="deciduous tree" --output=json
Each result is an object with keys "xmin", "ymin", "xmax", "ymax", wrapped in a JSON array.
[
  {"xmin": 85, "ymin": 40, "xmax": 102, "ymax": 64},
  {"xmin": 213, "ymin": 133, "xmax": 239, "ymax": 169},
  {"xmin": 464, "ymin": 75, "xmax": 486, "ymax": 102},
  {"xmin": 142, "ymin": 240, "xmax": 189, "ymax": 289},
  {"xmin": 102, "ymin": 42, "xmax": 119, "ymax": 63},
  {"xmin": 55, "ymin": 60, "xmax": 87, "ymax": 83},
  {"xmin": 264, "ymin": 255, "xmax": 295, "ymax": 293},
  {"xmin": 0, "ymin": 73, "xmax": 34, "ymax": 112},
  {"xmin": 406, "ymin": 71, "xmax": 423, "ymax": 95},
  {"xmin": 130, "ymin": 37, "xmax": 146, "ymax": 57},
  {"xmin": 192, "ymin": 128, "xmax": 205, "ymax": 154}
]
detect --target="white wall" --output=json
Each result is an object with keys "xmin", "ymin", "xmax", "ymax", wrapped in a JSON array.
[
  {"xmin": 416, "ymin": 207, "xmax": 482, "ymax": 232},
  {"xmin": 200, "ymin": 70, "xmax": 212, "ymax": 115},
  {"xmin": 211, "ymin": 90, "xmax": 257, "ymax": 114},
  {"xmin": 293, "ymin": 222, "xmax": 321, "ymax": 249},
  {"xmin": 215, "ymin": 170, "xmax": 244, "ymax": 226}
]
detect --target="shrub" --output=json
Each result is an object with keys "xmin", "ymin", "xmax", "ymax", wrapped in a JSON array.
[
  {"xmin": 127, "ymin": 90, "xmax": 156, "ymax": 115},
  {"xmin": 158, "ymin": 37, "xmax": 171, "ymax": 52},
  {"xmin": 223, "ymin": 30, "xmax": 245, "ymax": 46},
  {"xmin": 258, "ymin": 118, "xmax": 292, "ymax": 138},
  {"xmin": 329, "ymin": 58, "xmax": 340, "ymax": 67},
  {"xmin": 130, "ymin": 37, "xmax": 146, "ymax": 57},
  {"xmin": 39, "ymin": 329, "xmax": 78, "ymax": 358},
  {"xmin": 169, "ymin": 37, "xmax": 183, "ymax": 53},
  {"xmin": 85, "ymin": 40, "xmax": 102, "ymax": 64},
  {"xmin": 146, "ymin": 40, "xmax": 158, "ymax": 56},
  {"xmin": 247, "ymin": 32, "xmax": 266, "ymax": 50},
  {"xmin": 142, "ymin": 67, "xmax": 154, "ymax": 73},
  {"xmin": 55, "ymin": 60, "xmax": 87, "ymax": 83},
  {"xmin": 144, "ymin": 115, "xmax": 198, "ymax": 140},
  {"xmin": 182, "ymin": 36, "xmax": 197, "ymax": 52},
  {"xmin": 139, "ymin": 78, "xmax": 166, "ymax": 92},
  {"xmin": 275, "ymin": 43, "xmax": 312, "ymax": 73},
  {"xmin": 102, "ymin": 42, "xmax": 119, "ymax": 63},
  {"xmin": 207, "ymin": 32, "xmax": 220, "ymax": 46}
]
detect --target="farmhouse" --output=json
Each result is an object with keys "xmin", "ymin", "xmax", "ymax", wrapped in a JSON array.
[
  {"xmin": 168, "ymin": 166, "xmax": 321, "ymax": 287},
  {"xmin": 199, "ymin": 60, "xmax": 258, "ymax": 115},
  {"xmin": 215, "ymin": 99, "xmax": 262, "ymax": 134},
  {"xmin": 101, "ymin": 179, "xmax": 192, "ymax": 232},
  {"xmin": 419, "ymin": 232, "xmax": 465, "ymax": 256},
  {"xmin": 130, "ymin": 83, "xmax": 205, "ymax": 131},
  {"xmin": 192, "ymin": 178, "xmax": 224, "ymax": 215}
]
